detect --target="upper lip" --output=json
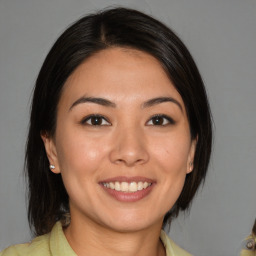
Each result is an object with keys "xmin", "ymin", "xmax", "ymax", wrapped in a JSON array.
[{"xmin": 99, "ymin": 176, "xmax": 155, "ymax": 183}]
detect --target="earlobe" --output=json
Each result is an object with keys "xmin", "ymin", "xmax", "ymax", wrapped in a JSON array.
[
  {"xmin": 40, "ymin": 132, "xmax": 60, "ymax": 174},
  {"xmin": 187, "ymin": 136, "xmax": 198, "ymax": 174},
  {"xmin": 188, "ymin": 162, "xmax": 194, "ymax": 173}
]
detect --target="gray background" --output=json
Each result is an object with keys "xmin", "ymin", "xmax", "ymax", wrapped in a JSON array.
[{"xmin": 0, "ymin": 0, "xmax": 255, "ymax": 255}]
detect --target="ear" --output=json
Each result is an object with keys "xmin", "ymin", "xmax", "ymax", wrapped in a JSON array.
[
  {"xmin": 41, "ymin": 131, "xmax": 60, "ymax": 174},
  {"xmin": 186, "ymin": 136, "xmax": 198, "ymax": 174}
]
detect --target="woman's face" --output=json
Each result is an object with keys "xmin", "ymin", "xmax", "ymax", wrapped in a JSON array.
[{"xmin": 43, "ymin": 47, "xmax": 196, "ymax": 232}]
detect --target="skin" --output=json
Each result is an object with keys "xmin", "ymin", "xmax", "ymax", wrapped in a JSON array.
[{"xmin": 42, "ymin": 47, "xmax": 196, "ymax": 256}]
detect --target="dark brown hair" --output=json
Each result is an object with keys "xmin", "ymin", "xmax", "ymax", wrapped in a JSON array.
[{"xmin": 26, "ymin": 7, "xmax": 212, "ymax": 236}]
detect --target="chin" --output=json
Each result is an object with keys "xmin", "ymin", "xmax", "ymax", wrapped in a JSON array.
[{"xmin": 98, "ymin": 212, "xmax": 163, "ymax": 233}]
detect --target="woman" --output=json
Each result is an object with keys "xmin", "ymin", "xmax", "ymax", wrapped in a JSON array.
[{"xmin": 0, "ymin": 7, "xmax": 212, "ymax": 256}]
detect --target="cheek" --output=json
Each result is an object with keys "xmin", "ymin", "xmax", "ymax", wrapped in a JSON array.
[
  {"xmin": 55, "ymin": 127, "xmax": 108, "ymax": 177},
  {"xmin": 154, "ymin": 136, "xmax": 190, "ymax": 209},
  {"xmin": 151, "ymin": 133, "xmax": 191, "ymax": 174},
  {"xmin": 54, "ymin": 129, "xmax": 108, "ymax": 206}
]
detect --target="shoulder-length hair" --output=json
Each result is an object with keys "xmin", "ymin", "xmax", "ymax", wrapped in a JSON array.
[{"xmin": 26, "ymin": 7, "xmax": 212, "ymax": 236}]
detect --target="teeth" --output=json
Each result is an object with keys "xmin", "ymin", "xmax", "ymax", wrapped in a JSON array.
[
  {"xmin": 109, "ymin": 182, "xmax": 115, "ymax": 189},
  {"xmin": 143, "ymin": 182, "xmax": 148, "ymax": 189},
  {"xmin": 115, "ymin": 181, "xmax": 121, "ymax": 191},
  {"xmin": 121, "ymin": 182, "xmax": 129, "ymax": 192},
  {"xmin": 103, "ymin": 181, "xmax": 152, "ymax": 193},
  {"xmin": 138, "ymin": 181, "xmax": 143, "ymax": 191}
]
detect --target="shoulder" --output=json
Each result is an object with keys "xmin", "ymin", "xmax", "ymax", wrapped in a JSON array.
[
  {"xmin": 0, "ymin": 233, "xmax": 51, "ymax": 256},
  {"xmin": 160, "ymin": 230, "xmax": 193, "ymax": 256},
  {"xmin": 0, "ymin": 222, "xmax": 76, "ymax": 256}
]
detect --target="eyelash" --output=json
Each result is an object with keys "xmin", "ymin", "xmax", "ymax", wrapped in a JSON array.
[
  {"xmin": 80, "ymin": 114, "xmax": 175, "ymax": 126},
  {"xmin": 81, "ymin": 114, "xmax": 111, "ymax": 126},
  {"xmin": 146, "ymin": 114, "xmax": 175, "ymax": 126}
]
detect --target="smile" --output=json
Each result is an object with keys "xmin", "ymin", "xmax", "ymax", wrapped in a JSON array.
[
  {"xmin": 100, "ymin": 176, "xmax": 155, "ymax": 202},
  {"xmin": 102, "ymin": 181, "xmax": 152, "ymax": 193}
]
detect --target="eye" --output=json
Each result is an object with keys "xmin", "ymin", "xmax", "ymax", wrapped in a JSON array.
[
  {"xmin": 146, "ymin": 114, "xmax": 175, "ymax": 126},
  {"xmin": 81, "ymin": 115, "xmax": 111, "ymax": 126}
]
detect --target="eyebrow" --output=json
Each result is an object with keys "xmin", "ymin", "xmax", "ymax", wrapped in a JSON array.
[
  {"xmin": 142, "ymin": 97, "xmax": 183, "ymax": 112},
  {"xmin": 69, "ymin": 96, "xmax": 183, "ymax": 112},
  {"xmin": 69, "ymin": 96, "xmax": 116, "ymax": 111}
]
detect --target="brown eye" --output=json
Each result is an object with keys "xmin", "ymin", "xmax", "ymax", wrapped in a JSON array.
[
  {"xmin": 91, "ymin": 116, "xmax": 103, "ymax": 125},
  {"xmin": 152, "ymin": 116, "xmax": 164, "ymax": 125},
  {"xmin": 146, "ymin": 115, "xmax": 175, "ymax": 126},
  {"xmin": 82, "ymin": 115, "xmax": 110, "ymax": 126}
]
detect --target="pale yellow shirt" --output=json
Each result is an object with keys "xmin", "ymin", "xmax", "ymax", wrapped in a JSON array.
[{"xmin": 0, "ymin": 222, "xmax": 192, "ymax": 256}]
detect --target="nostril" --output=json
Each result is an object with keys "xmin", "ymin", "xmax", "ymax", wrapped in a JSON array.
[
  {"xmin": 109, "ymin": 130, "xmax": 149, "ymax": 166},
  {"xmin": 114, "ymin": 157, "xmax": 145, "ymax": 166},
  {"xmin": 110, "ymin": 149, "xmax": 149, "ymax": 166}
]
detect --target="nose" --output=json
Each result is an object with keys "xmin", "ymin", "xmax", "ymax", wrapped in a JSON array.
[{"xmin": 109, "ymin": 125, "xmax": 149, "ymax": 167}]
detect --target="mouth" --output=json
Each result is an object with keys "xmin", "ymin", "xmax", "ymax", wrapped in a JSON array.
[
  {"xmin": 99, "ymin": 176, "xmax": 155, "ymax": 202},
  {"xmin": 102, "ymin": 181, "xmax": 152, "ymax": 193}
]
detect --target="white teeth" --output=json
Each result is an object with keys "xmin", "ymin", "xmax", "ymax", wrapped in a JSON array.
[
  {"xmin": 121, "ymin": 182, "xmax": 129, "ymax": 192},
  {"xmin": 115, "ymin": 181, "xmax": 121, "ymax": 191},
  {"xmin": 109, "ymin": 182, "xmax": 115, "ymax": 189},
  {"xmin": 129, "ymin": 182, "xmax": 137, "ymax": 192},
  {"xmin": 137, "ymin": 181, "xmax": 143, "ymax": 191},
  {"xmin": 143, "ymin": 182, "xmax": 148, "ymax": 189},
  {"xmin": 103, "ymin": 181, "xmax": 152, "ymax": 192}
]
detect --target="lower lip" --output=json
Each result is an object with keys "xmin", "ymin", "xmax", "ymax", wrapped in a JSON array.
[{"xmin": 100, "ymin": 184, "xmax": 155, "ymax": 202}]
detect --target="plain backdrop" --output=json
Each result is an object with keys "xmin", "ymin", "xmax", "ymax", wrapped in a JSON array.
[{"xmin": 0, "ymin": 1, "xmax": 255, "ymax": 255}]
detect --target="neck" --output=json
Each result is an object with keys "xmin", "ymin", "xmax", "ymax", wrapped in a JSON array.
[{"xmin": 64, "ymin": 214, "xmax": 166, "ymax": 256}]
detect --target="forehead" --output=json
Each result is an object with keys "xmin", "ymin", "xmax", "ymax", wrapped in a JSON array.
[{"xmin": 60, "ymin": 47, "xmax": 183, "ymax": 107}]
